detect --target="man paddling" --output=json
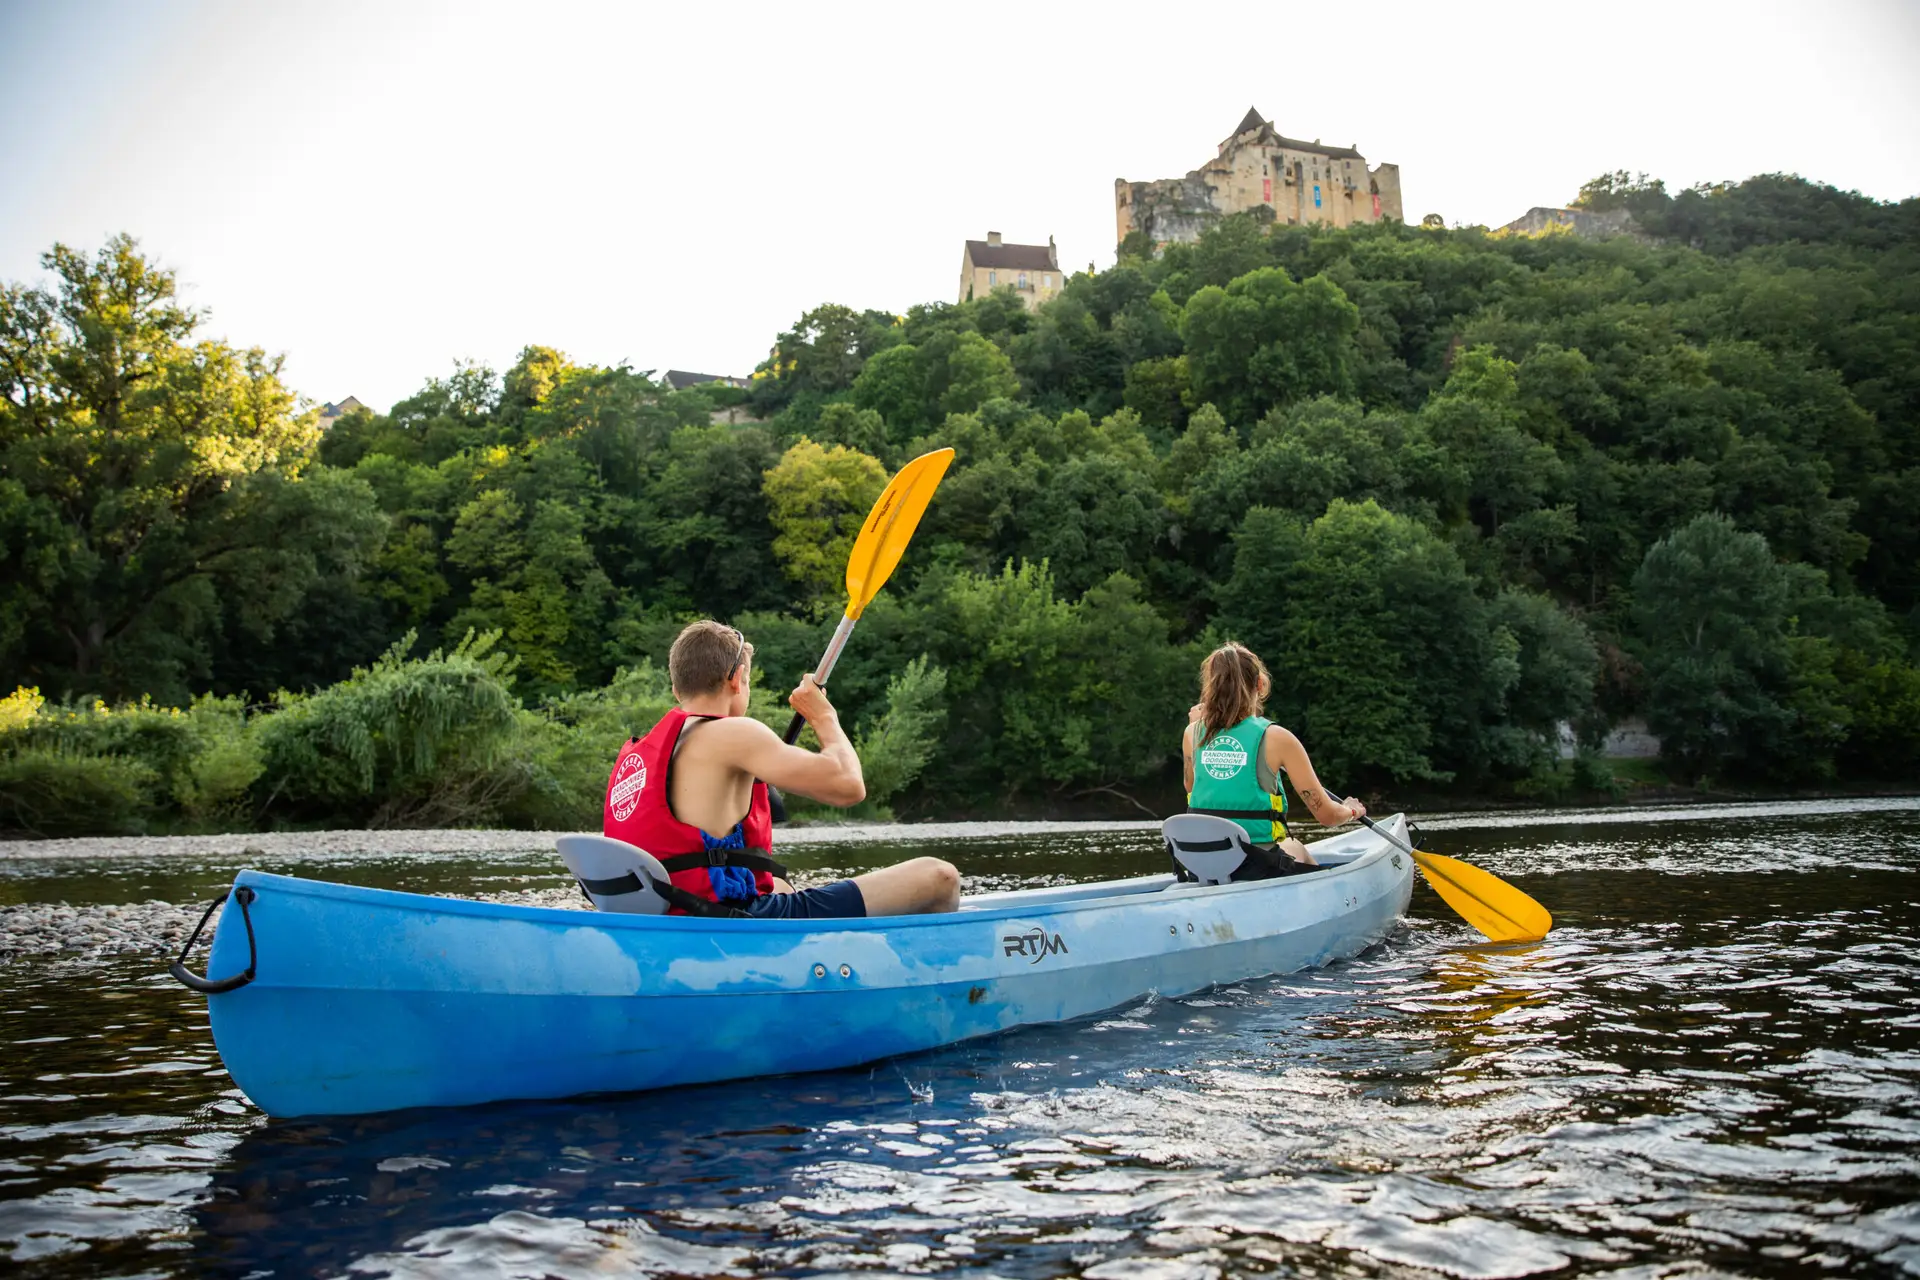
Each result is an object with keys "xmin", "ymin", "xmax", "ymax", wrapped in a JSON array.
[{"xmin": 603, "ymin": 619, "xmax": 960, "ymax": 918}]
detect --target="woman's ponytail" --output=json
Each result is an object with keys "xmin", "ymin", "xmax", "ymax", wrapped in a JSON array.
[{"xmin": 1197, "ymin": 643, "xmax": 1269, "ymax": 744}]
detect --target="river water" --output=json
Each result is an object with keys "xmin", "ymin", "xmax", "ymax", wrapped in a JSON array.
[{"xmin": 2, "ymin": 798, "xmax": 1917, "ymax": 1278}]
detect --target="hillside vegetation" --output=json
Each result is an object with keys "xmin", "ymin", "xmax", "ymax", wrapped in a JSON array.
[{"xmin": 3, "ymin": 174, "xmax": 1917, "ymax": 834}]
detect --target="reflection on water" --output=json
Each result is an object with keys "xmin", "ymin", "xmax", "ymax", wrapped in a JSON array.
[{"xmin": 2, "ymin": 799, "xmax": 1918, "ymax": 1277}]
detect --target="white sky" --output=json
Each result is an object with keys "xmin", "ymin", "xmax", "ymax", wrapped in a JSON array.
[{"xmin": 3, "ymin": 0, "xmax": 1917, "ymax": 414}]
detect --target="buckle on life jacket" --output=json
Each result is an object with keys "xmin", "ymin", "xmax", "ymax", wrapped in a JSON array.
[{"xmin": 657, "ymin": 847, "xmax": 789, "ymax": 880}]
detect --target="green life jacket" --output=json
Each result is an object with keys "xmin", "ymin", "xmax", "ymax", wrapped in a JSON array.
[{"xmin": 1188, "ymin": 715, "xmax": 1287, "ymax": 844}]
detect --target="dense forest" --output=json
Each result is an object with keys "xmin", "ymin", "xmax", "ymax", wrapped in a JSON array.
[{"xmin": 3, "ymin": 172, "xmax": 1917, "ymax": 835}]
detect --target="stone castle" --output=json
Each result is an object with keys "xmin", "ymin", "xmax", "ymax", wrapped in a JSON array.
[{"xmin": 1116, "ymin": 107, "xmax": 1403, "ymax": 245}]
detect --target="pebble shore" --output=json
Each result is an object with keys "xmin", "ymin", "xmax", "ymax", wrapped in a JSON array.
[
  {"xmin": 0, "ymin": 886, "xmax": 602, "ymax": 966},
  {"xmin": 0, "ymin": 899, "xmax": 215, "ymax": 965},
  {"xmin": 0, "ymin": 821, "xmax": 1152, "ymax": 966},
  {"xmin": 0, "ymin": 818, "xmax": 1158, "ymax": 863}
]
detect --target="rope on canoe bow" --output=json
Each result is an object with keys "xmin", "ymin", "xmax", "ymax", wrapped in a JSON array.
[{"xmin": 169, "ymin": 886, "xmax": 257, "ymax": 994}]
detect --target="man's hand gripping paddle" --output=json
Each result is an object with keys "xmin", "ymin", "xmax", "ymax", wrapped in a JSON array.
[
  {"xmin": 783, "ymin": 448, "xmax": 956, "ymax": 744},
  {"xmin": 1340, "ymin": 798, "xmax": 1553, "ymax": 943}
]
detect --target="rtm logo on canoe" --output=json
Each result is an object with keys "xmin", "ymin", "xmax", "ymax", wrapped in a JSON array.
[{"xmin": 1001, "ymin": 926, "xmax": 1069, "ymax": 963}]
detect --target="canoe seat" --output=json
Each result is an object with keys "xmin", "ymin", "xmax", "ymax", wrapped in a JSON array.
[
  {"xmin": 1161, "ymin": 814, "xmax": 1255, "ymax": 885},
  {"xmin": 554, "ymin": 835, "xmax": 674, "ymax": 914}
]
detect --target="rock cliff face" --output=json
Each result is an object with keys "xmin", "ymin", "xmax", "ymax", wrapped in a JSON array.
[
  {"xmin": 1114, "ymin": 175, "xmax": 1224, "ymax": 246},
  {"xmin": 1498, "ymin": 206, "xmax": 1644, "ymax": 240}
]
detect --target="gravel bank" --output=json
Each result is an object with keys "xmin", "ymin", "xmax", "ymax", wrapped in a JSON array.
[
  {"xmin": 0, "ymin": 819, "xmax": 1160, "ymax": 863},
  {"xmin": 0, "ymin": 899, "xmax": 215, "ymax": 965},
  {"xmin": 0, "ymin": 885, "xmax": 599, "ymax": 966},
  {"xmin": 0, "ymin": 821, "xmax": 1159, "ymax": 965}
]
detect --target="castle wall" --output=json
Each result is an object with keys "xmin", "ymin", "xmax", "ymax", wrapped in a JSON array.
[{"xmin": 1117, "ymin": 119, "xmax": 1404, "ymax": 246}]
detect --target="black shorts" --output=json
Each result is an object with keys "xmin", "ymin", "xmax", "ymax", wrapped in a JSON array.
[
  {"xmin": 1231, "ymin": 845, "xmax": 1319, "ymax": 881},
  {"xmin": 742, "ymin": 879, "xmax": 866, "ymax": 919}
]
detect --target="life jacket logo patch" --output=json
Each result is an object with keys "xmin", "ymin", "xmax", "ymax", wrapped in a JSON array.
[
  {"xmin": 609, "ymin": 753, "xmax": 648, "ymax": 822},
  {"xmin": 1200, "ymin": 736, "xmax": 1249, "ymax": 780},
  {"xmin": 1002, "ymin": 927, "xmax": 1068, "ymax": 964}
]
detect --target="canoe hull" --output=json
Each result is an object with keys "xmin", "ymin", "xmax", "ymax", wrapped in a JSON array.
[{"xmin": 204, "ymin": 818, "xmax": 1414, "ymax": 1116}]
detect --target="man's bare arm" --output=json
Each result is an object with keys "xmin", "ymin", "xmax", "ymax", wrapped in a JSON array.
[{"xmin": 714, "ymin": 696, "xmax": 865, "ymax": 807}]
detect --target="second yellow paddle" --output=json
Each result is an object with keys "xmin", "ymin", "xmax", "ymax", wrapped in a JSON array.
[
  {"xmin": 783, "ymin": 448, "xmax": 956, "ymax": 744},
  {"xmin": 1342, "ymin": 800, "xmax": 1553, "ymax": 943}
]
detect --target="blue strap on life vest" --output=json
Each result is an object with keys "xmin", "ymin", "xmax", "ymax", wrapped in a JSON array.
[{"xmin": 701, "ymin": 824, "xmax": 760, "ymax": 902}]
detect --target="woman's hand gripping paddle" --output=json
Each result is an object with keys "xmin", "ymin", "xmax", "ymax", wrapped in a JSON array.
[
  {"xmin": 783, "ymin": 448, "xmax": 956, "ymax": 744},
  {"xmin": 1341, "ymin": 799, "xmax": 1553, "ymax": 943}
]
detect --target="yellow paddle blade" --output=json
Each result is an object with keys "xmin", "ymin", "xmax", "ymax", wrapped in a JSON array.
[
  {"xmin": 843, "ymin": 448, "xmax": 955, "ymax": 619},
  {"xmin": 1411, "ymin": 847, "xmax": 1553, "ymax": 944}
]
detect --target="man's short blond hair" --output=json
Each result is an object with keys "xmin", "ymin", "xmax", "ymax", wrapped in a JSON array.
[{"xmin": 669, "ymin": 620, "xmax": 750, "ymax": 696}]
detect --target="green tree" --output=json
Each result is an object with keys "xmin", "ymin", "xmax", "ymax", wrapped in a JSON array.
[
  {"xmin": 851, "ymin": 343, "xmax": 925, "ymax": 440},
  {"xmin": 1489, "ymin": 588, "xmax": 1600, "ymax": 745},
  {"xmin": 445, "ymin": 492, "xmax": 611, "ymax": 695},
  {"xmin": 902, "ymin": 561, "xmax": 1192, "ymax": 804},
  {"xmin": 1181, "ymin": 268, "xmax": 1360, "ymax": 422},
  {"xmin": 1219, "ymin": 500, "xmax": 1517, "ymax": 785},
  {"xmin": 1419, "ymin": 346, "xmax": 1562, "ymax": 534},
  {"xmin": 499, "ymin": 344, "xmax": 573, "ymax": 421},
  {"xmin": 762, "ymin": 439, "xmax": 887, "ymax": 600},
  {"xmin": 758, "ymin": 304, "xmax": 899, "ymax": 405},
  {"xmin": 1122, "ymin": 354, "xmax": 1191, "ymax": 437},
  {"xmin": 1009, "ymin": 453, "xmax": 1164, "ymax": 596},
  {"xmin": 811, "ymin": 402, "xmax": 891, "ymax": 459},
  {"xmin": 1630, "ymin": 514, "xmax": 1793, "ymax": 779},
  {"xmin": 939, "ymin": 331, "xmax": 1020, "ymax": 416},
  {"xmin": 0, "ymin": 236, "xmax": 386, "ymax": 701},
  {"xmin": 640, "ymin": 425, "xmax": 785, "ymax": 617}
]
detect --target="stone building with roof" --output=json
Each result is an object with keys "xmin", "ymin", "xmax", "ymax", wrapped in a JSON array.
[
  {"xmin": 1116, "ymin": 107, "xmax": 1403, "ymax": 246},
  {"xmin": 318, "ymin": 396, "xmax": 366, "ymax": 429},
  {"xmin": 959, "ymin": 232, "xmax": 1063, "ymax": 310}
]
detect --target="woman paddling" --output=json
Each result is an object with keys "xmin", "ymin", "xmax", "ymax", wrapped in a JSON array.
[{"xmin": 1183, "ymin": 642, "xmax": 1367, "ymax": 876}]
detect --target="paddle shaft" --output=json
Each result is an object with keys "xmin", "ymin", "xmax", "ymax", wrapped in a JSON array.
[
  {"xmin": 782, "ymin": 613, "xmax": 858, "ymax": 745},
  {"xmin": 1340, "ymin": 800, "xmax": 1416, "ymax": 859}
]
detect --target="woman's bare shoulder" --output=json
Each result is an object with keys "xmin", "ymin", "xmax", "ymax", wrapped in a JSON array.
[{"xmin": 1264, "ymin": 722, "xmax": 1306, "ymax": 756}]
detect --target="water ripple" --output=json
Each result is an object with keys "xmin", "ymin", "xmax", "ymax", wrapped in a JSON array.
[{"xmin": 1, "ymin": 803, "xmax": 1917, "ymax": 1277}]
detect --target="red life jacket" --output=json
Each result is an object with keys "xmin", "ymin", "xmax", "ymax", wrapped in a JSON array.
[{"xmin": 602, "ymin": 707, "xmax": 782, "ymax": 915}]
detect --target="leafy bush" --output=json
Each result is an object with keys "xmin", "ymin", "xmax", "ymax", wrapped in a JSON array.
[
  {"xmin": 173, "ymin": 695, "xmax": 264, "ymax": 824},
  {"xmin": 1512, "ymin": 751, "xmax": 1624, "ymax": 802},
  {"xmin": 252, "ymin": 631, "xmax": 524, "ymax": 827},
  {"xmin": 0, "ymin": 747, "xmax": 155, "ymax": 837},
  {"xmin": 0, "ymin": 686, "xmax": 262, "ymax": 834},
  {"xmin": 500, "ymin": 663, "xmax": 680, "ymax": 830},
  {"xmin": 851, "ymin": 656, "xmax": 948, "ymax": 810}
]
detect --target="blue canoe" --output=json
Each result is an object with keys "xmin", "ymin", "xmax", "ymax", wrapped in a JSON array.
[{"xmin": 188, "ymin": 816, "xmax": 1414, "ymax": 1117}]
